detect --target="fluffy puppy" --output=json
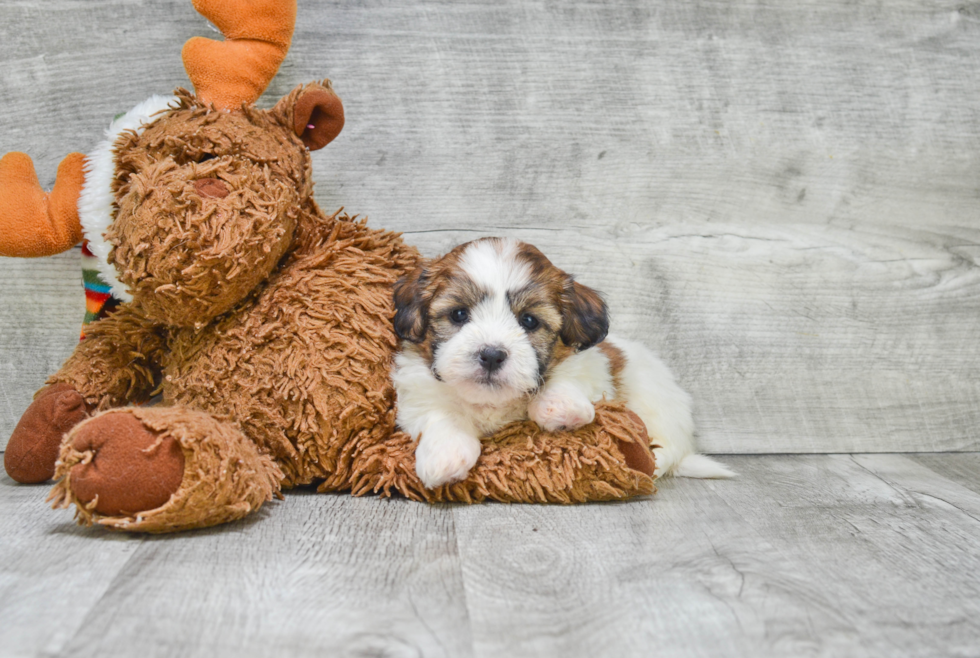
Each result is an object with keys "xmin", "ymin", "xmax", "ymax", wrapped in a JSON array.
[{"xmin": 391, "ymin": 237, "xmax": 734, "ymax": 489}]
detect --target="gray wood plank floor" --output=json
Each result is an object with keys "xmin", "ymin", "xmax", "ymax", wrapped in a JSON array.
[{"xmin": 3, "ymin": 454, "xmax": 980, "ymax": 658}]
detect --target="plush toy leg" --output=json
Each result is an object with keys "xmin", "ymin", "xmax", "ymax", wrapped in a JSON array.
[
  {"xmin": 350, "ymin": 401, "xmax": 657, "ymax": 504},
  {"xmin": 49, "ymin": 406, "xmax": 283, "ymax": 533},
  {"xmin": 4, "ymin": 384, "xmax": 91, "ymax": 483}
]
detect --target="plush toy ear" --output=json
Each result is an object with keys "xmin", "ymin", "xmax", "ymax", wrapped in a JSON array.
[
  {"xmin": 559, "ymin": 278, "xmax": 609, "ymax": 351},
  {"xmin": 393, "ymin": 264, "xmax": 430, "ymax": 343},
  {"xmin": 288, "ymin": 84, "xmax": 345, "ymax": 151}
]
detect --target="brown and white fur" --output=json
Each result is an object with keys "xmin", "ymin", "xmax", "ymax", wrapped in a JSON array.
[{"xmin": 391, "ymin": 237, "xmax": 734, "ymax": 489}]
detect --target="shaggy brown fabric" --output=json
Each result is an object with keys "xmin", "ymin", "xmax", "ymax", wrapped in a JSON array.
[
  {"xmin": 50, "ymin": 407, "xmax": 282, "ymax": 533},
  {"xmin": 164, "ymin": 210, "xmax": 417, "ymax": 491},
  {"xmin": 4, "ymin": 383, "xmax": 90, "ymax": 483},
  {"xmin": 350, "ymin": 402, "xmax": 656, "ymax": 504},
  {"xmin": 49, "ymin": 306, "xmax": 167, "ymax": 411},
  {"xmin": 107, "ymin": 90, "xmax": 310, "ymax": 328}
]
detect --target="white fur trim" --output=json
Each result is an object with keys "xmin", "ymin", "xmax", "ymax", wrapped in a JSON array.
[{"xmin": 79, "ymin": 95, "xmax": 178, "ymax": 302}]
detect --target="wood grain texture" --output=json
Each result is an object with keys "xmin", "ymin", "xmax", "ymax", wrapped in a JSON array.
[
  {"xmin": 1, "ymin": 488, "xmax": 473, "ymax": 658},
  {"xmin": 0, "ymin": 251, "xmax": 83, "ymax": 450},
  {"xmin": 0, "ymin": 477, "xmax": 142, "ymax": 658},
  {"xmin": 911, "ymin": 453, "xmax": 980, "ymax": 497},
  {"xmin": 712, "ymin": 455, "xmax": 980, "ymax": 657},
  {"xmin": 1, "ymin": 0, "xmax": 979, "ymax": 452},
  {"xmin": 3, "ymin": 455, "xmax": 980, "ymax": 656},
  {"xmin": 452, "ymin": 454, "xmax": 980, "ymax": 658}
]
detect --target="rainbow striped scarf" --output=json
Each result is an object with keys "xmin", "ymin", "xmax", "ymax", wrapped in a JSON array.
[{"xmin": 80, "ymin": 240, "xmax": 121, "ymax": 339}]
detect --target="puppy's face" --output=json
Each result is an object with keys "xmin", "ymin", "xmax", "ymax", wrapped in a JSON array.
[{"xmin": 394, "ymin": 238, "xmax": 608, "ymax": 406}]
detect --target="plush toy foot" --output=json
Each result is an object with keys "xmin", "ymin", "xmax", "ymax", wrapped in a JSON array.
[
  {"xmin": 50, "ymin": 406, "xmax": 283, "ymax": 533},
  {"xmin": 65, "ymin": 412, "xmax": 185, "ymax": 517},
  {"xmin": 616, "ymin": 409, "xmax": 656, "ymax": 477},
  {"xmin": 4, "ymin": 383, "xmax": 90, "ymax": 483}
]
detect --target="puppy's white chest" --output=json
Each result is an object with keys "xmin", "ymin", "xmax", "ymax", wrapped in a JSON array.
[{"xmin": 469, "ymin": 399, "xmax": 529, "ymax": 437}]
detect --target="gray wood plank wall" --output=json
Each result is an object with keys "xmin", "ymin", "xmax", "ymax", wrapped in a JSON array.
[{"xmin": 1, "ymin": 0, "xmax": 978, "ymax": 453}]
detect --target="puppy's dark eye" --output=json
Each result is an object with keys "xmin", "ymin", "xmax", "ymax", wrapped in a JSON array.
[
  {"xmin": 450, "ymin": 308, "xmax": 469, "ymax": 325},
  {"xmin": 197, "ymin": 153, "xmax": 216, "ymax": 163},
  {"xmin": 519, "ymin": 313, "xmax": 539, "ymax": 331}
]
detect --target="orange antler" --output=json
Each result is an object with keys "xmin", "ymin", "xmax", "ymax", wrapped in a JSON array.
[
  {"xmin": 181, "ymin": 0, "xmax": 297, "ymax": 110},
  {"xmin": 0, "ymin": 152, "xmax": 85, "ymax": 257}
]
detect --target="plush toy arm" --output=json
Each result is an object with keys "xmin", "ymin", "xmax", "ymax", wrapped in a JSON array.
[
  {"xmin": 0, "ymin": 152, "xmax": 85, "ymax": 257},
  {"xmin": 47, "ymin": 304, "xmax": 167, "ymax": 410},
  {"xmin": 351, "ymin": 401, "xmax": 658, "ymax": 504},
  {"xmin": 6, "ymin": 306, "xmax": 164, "ymax": 484}
]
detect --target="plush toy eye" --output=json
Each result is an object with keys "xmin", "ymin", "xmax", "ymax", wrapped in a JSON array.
[
  {"xmin": 520, "ymin": 313, "xmax": 540, "ymax": 331},
  {"xmin": 449, "ymin": 308, "xmax": 469, "ymax": 325}
]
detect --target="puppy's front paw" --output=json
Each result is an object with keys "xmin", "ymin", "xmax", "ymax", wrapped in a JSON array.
[
  {"xmin": 529, "ymin": 387, "xmax": 595, "ymax": 432},
  {"xmin": 415, "ymin": 429, "xmax": 481, "ymax": 489}
]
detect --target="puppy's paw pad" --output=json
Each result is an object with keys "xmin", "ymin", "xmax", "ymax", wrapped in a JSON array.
[
  {"xmin": 415, "ymin": 437, "xmax": 481, "ymax": 489},
  {"xmin": 529, "ymin": 391, "xmax": 595, "ymax": 432}
]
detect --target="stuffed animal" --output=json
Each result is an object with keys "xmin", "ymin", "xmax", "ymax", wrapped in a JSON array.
[{"xmin": 0, "ymin": 0, "xmax": 656, "ymax": 532}]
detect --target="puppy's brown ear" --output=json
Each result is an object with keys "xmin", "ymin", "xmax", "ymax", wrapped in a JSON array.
[
  {"xmin": 560, "ymin": 278, "xmax": 609, "ymax": 350},
  {"xmin": 393, "ymin": 264, "xmax": 430, "ymax": 343}
]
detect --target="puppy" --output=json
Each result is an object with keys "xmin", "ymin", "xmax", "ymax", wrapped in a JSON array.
[{"xmin": 391, "ymin": 237, "xmax": 734, "ymax": 489}]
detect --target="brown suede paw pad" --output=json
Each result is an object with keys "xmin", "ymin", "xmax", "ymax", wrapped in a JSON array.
[
  {"xmin": 67, "ymin": 412, "xmax": 185, "ymax": 517},
  {"xmin": 615, "ymin": 409, "xmax": 656, "ymax": 477},
  {"xmin": 4, "ymin": 383, "xmax": 89, "ymax": 484}
]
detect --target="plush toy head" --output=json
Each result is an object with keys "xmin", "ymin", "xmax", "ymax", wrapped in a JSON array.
[{"xmin": 101, "ymin": 84, "xmax": 340, "ymax": 327}]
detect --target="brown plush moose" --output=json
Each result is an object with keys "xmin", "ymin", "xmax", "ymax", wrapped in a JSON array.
[{"xmin": 0, "ymin": 0, "xmax": 655, "ymax": 532}]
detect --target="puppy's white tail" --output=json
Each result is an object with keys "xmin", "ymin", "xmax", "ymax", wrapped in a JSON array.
[{"xmin": 676, "ymin": 454, "xmax": 736, "ymax": 479}]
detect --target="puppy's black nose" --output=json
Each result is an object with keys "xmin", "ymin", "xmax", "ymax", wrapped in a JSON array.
[{"xmin": 478, "ymin": 347, "xmax": 508, "ymax": 373}]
